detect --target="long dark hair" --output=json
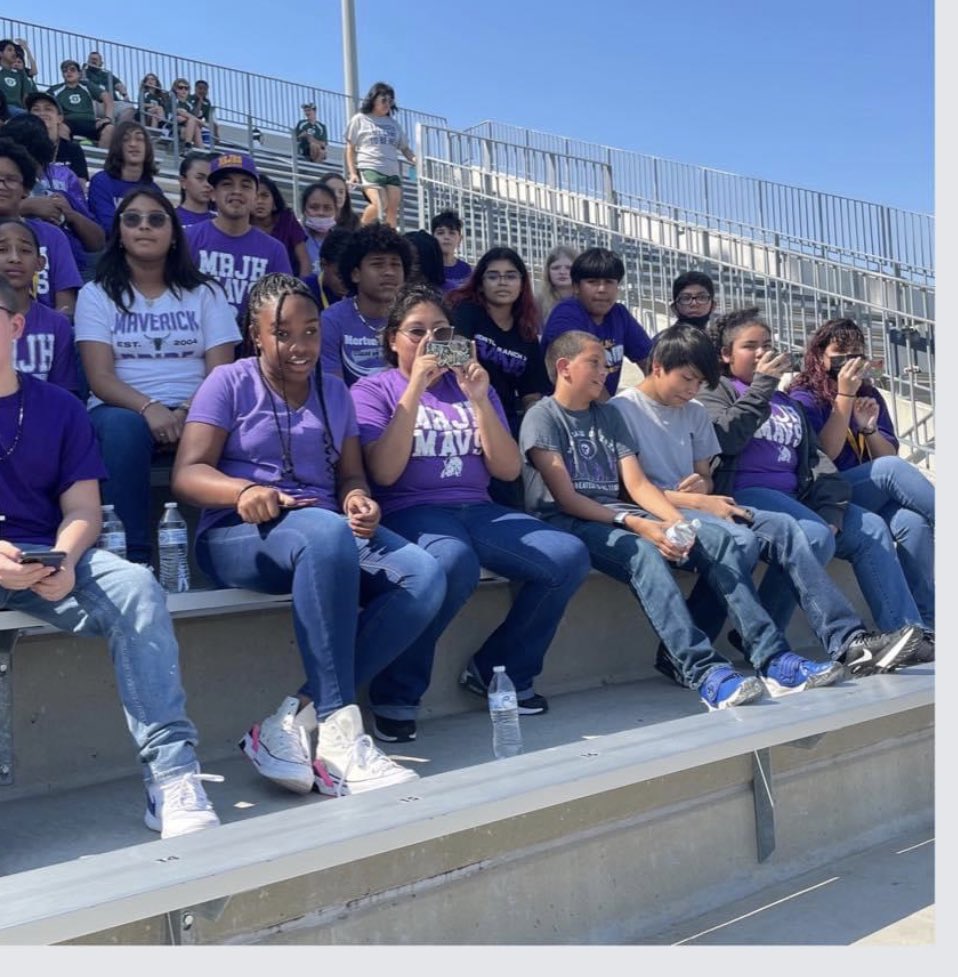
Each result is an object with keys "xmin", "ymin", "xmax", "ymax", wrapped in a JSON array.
[
  {"xmin": 380, "ymin": 283, "xmax": 451, "ymax": 368},
  {"xmin": 94, "ymin": 185, "xmax": 214, "ymax": 313},
  {"xmin": 447, "ymin": 246, "xmax": 541, "ymax": 342},
  {"xmin": 787, "ymin": 317, "xmax": 876, "ymax": 405},
  {"xmin": 258, "ymin": 173, "xmax": 288, "ymax": 215},
  {"xmin": 103, "ymin": 121, "xmax": 158, "ymax": 180},
  {"xmin": 319, "ymin": 173, "xmax": 359, "ymax": 231},
  {"xmin": 359, "ymin": 81, "xmax": 398, "ymax": 115}
]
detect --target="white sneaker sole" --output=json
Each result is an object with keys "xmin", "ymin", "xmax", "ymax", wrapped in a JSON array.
[
  {"xmin": 762, "ymin": 660, "xmax": 846, "ymax": 698},
  {"xmin": 314, "ymin": 765, "xmax": 419, "ymax": 797},
  {"xmin": 702, "ymin": 675, "xmax": 765, "ymax": 711},
  {"xmin": 240, "ymin": 730, "xmax": 314, "ymax": 794}
]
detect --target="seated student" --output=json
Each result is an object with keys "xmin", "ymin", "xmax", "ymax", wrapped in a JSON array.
[
  {"xmin": 541, "ymin": 247, "xmax": 652, "ymax": 398},
  {"xmin": 320, "ymin": 172, "xmax": 361, "ymax": 232},
  {"xmin": 319, "ymin": 223, "xmax": 411, "ymax": 386},
  {"xmin": 75, "ymin": 186, "xmax": 241, "ymax": 565},
  {"xmin": 82, "ymin": 51, "xmax": 136, "ymax": 124},
  {"xmin": 300, "ymin": 180, "xmax": 339, "ymax": 274},
  {"xmin": 0, "ymin": 39, "xmax": 31, "ymax": 114},
  {"xmin": 789, "ymin": 318, "xmax": 934, "ymax": 633},
  {"xmin": 670, "ymin": 270, "xmax": 716, "ymax": 329},
  {"xmin": 47, "ymin": 59, "xmax": 115, "ymax": 148},
  {"xmin": 403, "ymin": 229, "xmax": 446, "ymax": 288},
  {"xmin": 536, "ymin": 245, "xmax": 577, "ymax": 324},
  {"xmin": 169, "ymin": 78, "xmax": 204, "ymax": 151},
  {"xmin": 252, "ymin": 174, "xmax": 310, "ymax": 277},
  {"xmin": 520, "ymin": 330, "xmax": 852, "ymax": 708},
  {"xmin": 697, "ymin": 308, "xmax": 932, "ymax": 661},
  {"xmin": 0, "ymin": 136, "xmax": 83, "ymax": 319},
  {"xmin": 295, "ymin": 102, "xmax": 328, "ymax": 162},
  {"xmin": 172, "ymin": 273, "xmax": 443, "ymax": 795},
  {"xmin": 176, "ymin": 151, "xmax": 214, "ymax": 227},
  {"xmin": 188, "ymin": 80, "xmax": 219, "ymax": 146},
  {"xmin": 351, "ymin": 284, "xmax": 590, "ymax": 742},
  {"xmin": 0, "ymin": 219, "xmax": 77, "ymax": 391},
  {"xmin": 87, "ymin": 121, "xmax": 163, "ymax": 235},
  {"xmin": 138, "ymin": 73, "xmax": 170, "ymax": 133},
  {"xmin": 302, "ymin": 226, "xmax": 351, "ymax": 311},
  {"xmin": 26, "ymin": 90, "xmax": 90, "ymax": 183},
  {"xmin": 430, "ymin": 209, "xmax": 471, "ymax": 293},
  {"xmin": 0, "ymin": 275, "xmax": 220, "ymax": 839},
  {"xmin": 610, "ymin": 325, "xmax": 922, "ymax": 677}
]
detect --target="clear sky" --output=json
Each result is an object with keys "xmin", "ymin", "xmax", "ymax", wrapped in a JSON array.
[{"xmin": 7, "ymin": 0, "xmax": 934, "ymax": 213}]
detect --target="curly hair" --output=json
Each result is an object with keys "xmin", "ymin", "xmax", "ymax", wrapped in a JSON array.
[
  {"xmin": 337, "ymin": 223, "xmax": 413, "ymax": 296},
  {"xmin": 787, "ymin": 317, "xmax": 875, "ymax": 405}
]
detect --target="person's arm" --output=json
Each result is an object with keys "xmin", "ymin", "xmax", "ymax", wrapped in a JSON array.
[
  {"xmin": 54, "ymin": 194, "xmax": 105, "ymax": 252},
  {"xmin": 345, "ymin": 140, "xmax": 360, "ymax": 184},
  {"xmin": 851, "ymin": 394, "xmax": 897, "ymax": 459},
  {"xmin": 453, "ymin": 359, "xmax": 521, "ymax": 481},
  {"xmin": 335, "ymin": 434, "xmax": 380, "ymax": 539},
  {"xmin": 664, "ymin": 459, "xmax": 750, "ymax": 521},
  {"xmin": 15, "ymin": 39, "xmax": 37, "ymax": 77},
  {"xmin": 696, "ymin": 368, "xmax": 780, "ymax": 455},
  {"xmin": 53, "ymin": 288, "xmax": 77, "ymax": 320},
  {"xmin": 292, "ymin": 240, "xmax": 312, "ymax": 278},
  {"xmin": 86, "ymin": 173, "xmax": 116, "ymax": 234}
]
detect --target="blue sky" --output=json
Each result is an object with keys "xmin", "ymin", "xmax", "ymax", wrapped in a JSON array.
[{"xmin": 8, "ymin": 1, "xmax": 934, "ymax": 212}]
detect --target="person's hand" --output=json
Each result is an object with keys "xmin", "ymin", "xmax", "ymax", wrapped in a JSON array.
[
  {"xmin": 345, "ymin": 493, "xmax": 380, "ymax": 538},
  {"xmin": 453, "ymin": 345, "xmax": 489, "ymax": 403},
  {"xmin": 675, "ymin": 473, "xmax": 708, "ymax": 494},
  {"xmin": 31, "ymin": 560, "xmax": 76, "ymax": 603},
  {"xmin": 755, "ymin": 349, "xmax": 791, "ymax": 379},
  {"xmin": 0, "ymin": 541, "xmax": 57, "ymax": 591},
  {"xmin": 697, "ymin": 495, "xmax": 751, "ymax": 521},
  {"xmin": 236, "ymin": 485, "xmax": 300, "ymax": 524},
  {"xmin": 835, "ymin": 356, "xmax": 868, "ymax": 399},
  {"xmin": 852, "ymin": 396, "xmax": 879, "ymax": 431},
  {"xmin": 630, "ymin": 518, "xmax": 689, "ymax": 561},
  {"xmin": 408, "ymin": 333, "xmax": 446, "ymax": 393},
  {"xmin": 347, "ymin": 171, "xmax": 360, "ymax": 186},
  {"xmin": 142, "ymin": 402, "xmax": 183, "ymax": 448},
  {"xmin": 24, "ymin": 196, "xmax": 67, "ymax": 224}
]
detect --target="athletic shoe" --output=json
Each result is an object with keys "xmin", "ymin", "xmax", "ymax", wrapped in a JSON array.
[
  {"xmin": 458, "ymin": 660, "xmax": 549, "ymax": 714},
  {"xmin": 759, "ymin": 651, "xmax": 845, "ymax": 698},
  {"xmin": 839, "ymin": 625, "xmax": 922, "ymax": 676},
  {"xmin": 901, "ymin": 629, "xmax": 935, "ymax": 666},
  {"xmin": 313, "ymin": 704, "xmax": 418, "ymax": 796},
  {"xmin": 145, "ymin": 769, "xmax": 222, "ymax": 839},
  {"xmin": 698, "ymin": 665, "xmax": 765, "ymax": 711},
  {"xmin": 239, "ymin": 695, "xmax": 316, "ymax": 794},
  {"xmin": 372, "ymin": 715, "xmax": 417, "ymax": 744}
]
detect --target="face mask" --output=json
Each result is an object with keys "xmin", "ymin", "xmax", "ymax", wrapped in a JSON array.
[
  {"xmin": 305, "ymin": 216, "xmax": 336, "ymax": 234},
  {"xmin": 677, "ymin": 311, "xmax": 711, "ymax": 329}
]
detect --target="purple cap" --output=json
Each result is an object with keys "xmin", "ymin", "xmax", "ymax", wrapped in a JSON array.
[{"xmin": 208, "ymin": 152, "xmax": 259, "ymax": 185}]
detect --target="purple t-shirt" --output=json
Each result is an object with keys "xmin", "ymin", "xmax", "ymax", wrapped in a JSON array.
[
  {"xmin": 729, "ymin": 379, "xmax": 803, "ymax": 496},
  {"xmin": 0, "ymin": 374, "xmax": 107, "ymax": 546},
  {"xmin": 265, "ymin": 210, "xmax": 307, "ymax": 273},
  {"xmin": 87, "ymin": 173, "xmax": 163, "ymax": 234},
  {"xmin": 175, "ymin": 206, "xmax": 214, "ymax": 228},
  {"xmin": 16, "ymin": 302, "xmax": 78, "ymax": 391},
  {"xmin": 541, "ymin": 297, "xmax": 653, "ymax": 396},
  {"xmin": 186, "ymin": 221, "xmax": 292, "ymax": 318},
  {"xmin": 351, "ymin": 369, "xmax": 508, "ymax": 516},
  {"xmin": 441, "ymin": 258, "xmax": 472, "ymax": 293},
  {"xmin": 319, "ymin": 296, "xmax": 388, "ymax": 387},
  {"xmin": 187, "ymin": 356, "xmax": 358, "ymax": 535},
  {"xmin": 28, "ymin": 219, "xmax": 83, "ymax": 311},
  {"xmin": 35, "ymin": 164, "xmax": 95, "ymax": 269}
]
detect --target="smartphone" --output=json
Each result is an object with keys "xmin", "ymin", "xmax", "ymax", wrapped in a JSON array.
[
  {"xmin": 424, "ymin": 337, "xmax": 471, "ymax": 368},
  {"xmin": 829, "ymin": 354, "xmax": 883, "ymax": 380},
  {"xmin": 18, "ymin": 550, "xmax": 67, "ymax": 569},
  {"xmin": 732, "ymin": 507, "xmax": 755, "ymax": 525}
]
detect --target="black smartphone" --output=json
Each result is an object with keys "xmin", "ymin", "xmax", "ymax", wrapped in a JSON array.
[
  {"xmin": 732, "ymin": 508, "xmax": 755, "ymax": 525},
  {"xmin": 19, "ymin": 550, "xmax": 67, "ymax": 569}
]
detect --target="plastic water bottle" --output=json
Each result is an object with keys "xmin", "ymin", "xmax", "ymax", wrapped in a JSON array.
[
  {"xmin": 489, "ymin": 665, "xmax": 522, "ymax": 759},
  {"xmin": 157, "ymin": 502, "xmax": 190, "ymax": 593},
  {"xmin": 665, "ymin": 518, "xmax": 701, "ymax": 564},
  {"xmin": 97, "ymin": 504, "xmax": 127, "ymax": 560}
]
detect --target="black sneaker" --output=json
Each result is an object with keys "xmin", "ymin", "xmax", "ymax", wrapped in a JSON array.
[
  {"xmin": 902, "ymin": 629, "xmax": 935, "ymax": 666},
  {"xmin": 458, "ymin": 662, "xmax": 549, "ymax": 714},
  {"xmin": 372, "ymin": 715, "xmax": 417, "ymax": 743},
  {"xmin": 840, "ymin": 625, "xmax": 922, "ymax": 675},
  {"xmin": 516, "ymin": 692, "xmax": 549, "ymax": 716}
]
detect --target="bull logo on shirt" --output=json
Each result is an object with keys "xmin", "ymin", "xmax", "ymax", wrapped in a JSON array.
[{"xmin": 440, "ymin": 457, "xmax": 463, "ymax": 479}]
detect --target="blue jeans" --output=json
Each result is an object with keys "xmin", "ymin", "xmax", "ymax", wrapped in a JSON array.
[
  {"xmin": 373, "ymin": 502, "xmax": 591, "ymax": 718},
  {"xmin": 841, "ymin": 458, "xmax": 934, "ymax": 629},
  {"xmin": 1, "ymin": 547, "xmax": 199, "ymax": 784},
  {"xmin": 545, "ymin": 514, "xmax": 771, "ymax": 689},
  {"xmin": 196, "ymin": 508, "xmax": 446, "ymax": 717},
  {"xmin": 686, "ymin": 508, "xmax": 866, "ymax": 660},
  {"xmin": 732, "ymin": 487, "xmax": 922, "ymax": 633},
  {"xmin": 90, "ymin": 404, "xmax": 170, "ymax": 564}
]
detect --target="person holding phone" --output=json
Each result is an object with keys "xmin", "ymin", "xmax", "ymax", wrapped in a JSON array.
[
  {"xmin": 788, "ymin": 318, "xmax": 935, "ymax": 634},
  {"xmin": 0, "ymin": 273, "xmax": 221, "ymax": 840},
  {"xmin": 172, "ymin": 273, "xmax": 444, "ymax": 798},
  {"xmin": 349, "ymin": 284, "xmax": 590, "ymax": 744}
]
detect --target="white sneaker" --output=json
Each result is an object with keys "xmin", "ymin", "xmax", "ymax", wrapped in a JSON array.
[
  {"xmin": 240, "ymin": 696, "xmax": 317, "ymax": 794},
  {"xmin": 145, "ymin": 770, "xmax": 223, "ymax": 839},
  {"xmin": 313, "ymin": 704, "xmax": 419, "ymax": 797}
]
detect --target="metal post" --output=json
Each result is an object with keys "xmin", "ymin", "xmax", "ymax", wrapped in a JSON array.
[{"xmin": 341, "ymin": 0, "xmax": 360, "ymax": 116}]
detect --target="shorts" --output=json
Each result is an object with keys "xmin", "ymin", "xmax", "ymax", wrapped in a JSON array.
[
  {"xmin": 66, "ymin": 115, "xmax": 110, "ymax": 142},
  {"xmin": 360, "ymin": 169, "xmax": 401, "ymax": 188}
]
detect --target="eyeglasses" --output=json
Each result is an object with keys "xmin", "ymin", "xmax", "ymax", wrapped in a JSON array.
[
  {"xmin": 399, "ymin": 325, "xmax": 454, "ymax": 342},
  {"xmin": 676, "ymin": 292, "xmax": 712, "ymax": 307},
  {"xmin": 120, "ymin": 210, "xmax": 171, "ymax": 229},
  {"xmin": 0, "ymin": 306, "xmax": 13, "ymax": 315},
  {"xmin": 484, "ymin": 271, "xmax": 521, "ymax": 284},
  {"xmin": 174, "ymin": 85, "xmax": 189, "ymax": 91},
  {"xmin": 0, "ymin": 173, "xmax": 24, "ymax": 188}
]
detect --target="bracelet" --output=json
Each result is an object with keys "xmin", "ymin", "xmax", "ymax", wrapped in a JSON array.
[
  {"xmin": 835, "ymin": 393, "xmax": 855, "ymax": 399},
  {"xmin": 860, "ymin": 427, "xmax": 877, "ymax": 436},
  {"xmin": 235, "ymin": 483, "xmax": 261, "ymax": 506},
  {"xmin": 138, "ymin": 398, "xmax": 161, "ymax": 415}
]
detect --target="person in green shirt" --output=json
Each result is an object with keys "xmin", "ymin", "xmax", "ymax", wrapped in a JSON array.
[
  {"xmin": 295, "ymin": 103, "xmax": 328, "ymax": 162},
  {"xmin": 47, "ymin": 60, "xmax": 115, "ymax": 147},
  {"xmin": 82, "ymin": 50, "xmax": 136, "ymax": 124},
  {"xmin": 189, "ymin": 79, "xmax": 219, "ymax": 146},
  {"xmin": 0, "ymin": 39, "xmax": 30, "ymax": 111}
]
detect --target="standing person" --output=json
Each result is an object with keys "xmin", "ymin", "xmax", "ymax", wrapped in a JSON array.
[
  {"xmin": 189, "ymin": 80, "xmax": 219, "ymax": 146},
  {"xmin": 87, "ymin": 120, "xmax": 162, "ymax": 235},
  {"xmin": 536, "ymin": 245, "xmax": 577, "ymax": 323},
  {"xmin": 697, "ymin": 308, "xmax": 931, "ymax": 660},
  {"xmin": 670, "ymin": 270, "xmax": 716, "ymax": 329},
  {"xmin": 0, "ymin": 39, "xmax": 31, "ymax": 114},
  {"xmin": 0, "ymin": 275, "xmax": 221, "ymax": 839},
  {"xmin": 169, "ymin": 79, "xmax": 204, "ymax": 152},
  {"xmin": 172, "ymin": 273, "xmax": 444, "ymax": 795},
  {"xmin": 430, "ymin": 210, "xmax": 471, "ymax": 293},
  {"xmin": 26, "ymin": 90, "xmax": 90, "ymax": 183},
  {"xmin": 319, "ymin": 223, "xmax": 410, "ymax": 385},
  {"xmin": 788, "ymin": 318, "xmax": 934, "ymax": 632},
  {"xmin": 302, "ymin": 226, "xmax": 351, "ymax": 311},
  {"xmin": 350, "ymin": 284, "xmax": 591, "ymax": 742},
  {"xmin": 82, "ymin": 50, "xmax": 136, "ymax": 124},
  {"xmin": 298, "ymin": 180, "xmax": 338, "ymax": 274},
  {"xmin": 320, "ymin": 172, "xmax": 361, "ymax": 232},
  {"xmin": 176, "ymin": 151, "xmax": 214, "ymax": 227},
  {"xmin": 47, "ymin": 59, "xmax": 115, "ymax": 148},
  {"xmin": 541, "ymin": 247, "xmax": 652, "ymax": 398},
  {"xmin": 252, "ymin": 174, "xmax": 310, "ymax": 277},
  {"xmin": 295, "ymin": 102, "xmax": 327, "ymax": 162},
  {"xmin": 344, "ymin": 82, "xmax": 417, "ymax": 228},
  {"xmin": 75, "ymin": 186, "xmax": 240, "ymax": 565},
  {"xmin": 185, "ymin": 153, "xmax": 292, "ymax": 322}
]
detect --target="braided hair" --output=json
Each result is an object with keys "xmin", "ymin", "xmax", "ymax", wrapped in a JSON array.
[{"xmin": 243, "ymin": 273, "xmax": 339, "ymax": 486}]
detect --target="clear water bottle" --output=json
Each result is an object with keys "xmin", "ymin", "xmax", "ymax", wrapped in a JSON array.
[
  {"xmin": 157, "ymin": 502, "xmax": 190, "ymax": 593},
  {"xmin": 665, "ymin": 518, "xmax": 701, "ymax": 564},
  {"xmin": 489, "ymin": 665, "xmax": 522, "ymax": 759},
  {"xmin": 97, "ymin": 504, "xmax": 127, "ymax": 560}
]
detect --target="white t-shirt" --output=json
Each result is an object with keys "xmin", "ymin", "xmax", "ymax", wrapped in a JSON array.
[{"xmin": 75, "ymin": 280, "xmax": 242, "ymax": 408}]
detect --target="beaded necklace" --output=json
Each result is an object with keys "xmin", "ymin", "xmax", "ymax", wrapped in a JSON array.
[{"xmin": 0, "ymin": 373, "xmax": 25, "ymax": 462}]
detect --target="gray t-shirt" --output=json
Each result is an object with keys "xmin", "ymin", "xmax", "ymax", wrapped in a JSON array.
[
  {"xmin": 519, "ymin": 396, "xmax": 637, "ymax": 516},
  {"xmin": 344, "ymin": 112, "xmax": 410, "ymax": 176},
  {"xmin": 610, "ymin": 386, "xmax": 720, "ymax": 491}
]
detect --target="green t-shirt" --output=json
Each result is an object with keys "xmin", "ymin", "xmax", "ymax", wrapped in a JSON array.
[
  {"xmin": 48, "ymin": 81, "xmax": 103, "ymax": 121},
  {"xmin": 188, "ymin": 95, "xmax": 214, "ymax": 122},
  {"xmin": 296, "ymin": 119, "xmax": 328, "ymax": 143},
  {"xmin": 0, "ymin": 67, "xmax": 29, "ymax": 108},
  {"xmin": 84, "ymin": 65, "xmax": 125, "ymax": 97}
]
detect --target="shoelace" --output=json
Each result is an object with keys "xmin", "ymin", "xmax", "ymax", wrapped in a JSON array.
[
  {"xmin": 163, "ymin": 772, "xmax": 224, "ymax": 812},
  {"xmin": 275, "ymin": 714, "xmax": 312, "ymax": 763},
  {"xmin": 331, "ymin": 735, "xmax": 400, "ymax": 797}
]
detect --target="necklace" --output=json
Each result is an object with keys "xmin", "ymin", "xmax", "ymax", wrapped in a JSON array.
[
  {"xmin": 0, "ymin": 372, "xmax": 25, "ymax": 462},
  {"xmin": 256, "ymin": 358, "xmax": 302, "ymax": 483},
  {"xmin": 353, "ymin": 297, "xmax": 384, "ymax": 334}
]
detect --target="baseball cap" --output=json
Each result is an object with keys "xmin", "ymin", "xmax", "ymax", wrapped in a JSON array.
[
  {"xmin": 25, "ymin": 91, "xmax": 62, "ymax": 113},
  {"xmin": 302, "ymin": 102, "xmax": 316, "ymax": 110},
  {"xmin": 207, "ymin": 153, "xmax": 260, "ymax": 185},
  {"xmin": 60, "ymin": 59, "xmax": 81, "ymax": 73}
]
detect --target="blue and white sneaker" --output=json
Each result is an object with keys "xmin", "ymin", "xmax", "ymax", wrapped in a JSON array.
[
  {"xmin": 759, "ymin": 651, "xmax": 845, "ymax": 698},
  {"xmin": 698, "ymin": 665, "xmax": 765, "ymax": 711}
]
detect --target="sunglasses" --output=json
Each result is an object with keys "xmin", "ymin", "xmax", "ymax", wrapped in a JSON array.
[
  {"xmin": 399, "ymin": 325, "xmax": 454, "ymax": 341},
  {"xmin": 120, "ymin": 210, "xmax": 170, "ymax": 229}
]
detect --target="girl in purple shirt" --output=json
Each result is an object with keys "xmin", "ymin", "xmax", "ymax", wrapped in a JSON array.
[
  {"xmin": 172, "ymin": 273, "xmax": 443, "ymax": 799},
  {"xmin": 350, "ymin": 284, "xmax": 590, "ymax": 743}
]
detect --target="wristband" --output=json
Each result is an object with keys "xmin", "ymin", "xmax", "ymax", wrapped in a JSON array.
[
  {"xmin": 860, "ymin": 427, "xmax": 877, "ymax": 436},
  {"xmin": 139, "ymin": 398, "xmax": 161, "ymax": 415},
  {"xmin": 613, "ymin": 511, "xmax": 629, "ymax": 527},
  {"xmin": 235, "ymin": 483, "xmax": 261, "ymax": 507}
]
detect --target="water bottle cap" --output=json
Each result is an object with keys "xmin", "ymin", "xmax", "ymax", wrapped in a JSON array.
[
  {"xmin": 493, "ymin": 665, "xmax": 505, "ymax": 673},
  {"xmin": 164, "ymin": 502, "xmax": 178, "ymax": 509},
  {"xmin": 102, "ymin": 504, "xmax": 114, "ymax": 512}
]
